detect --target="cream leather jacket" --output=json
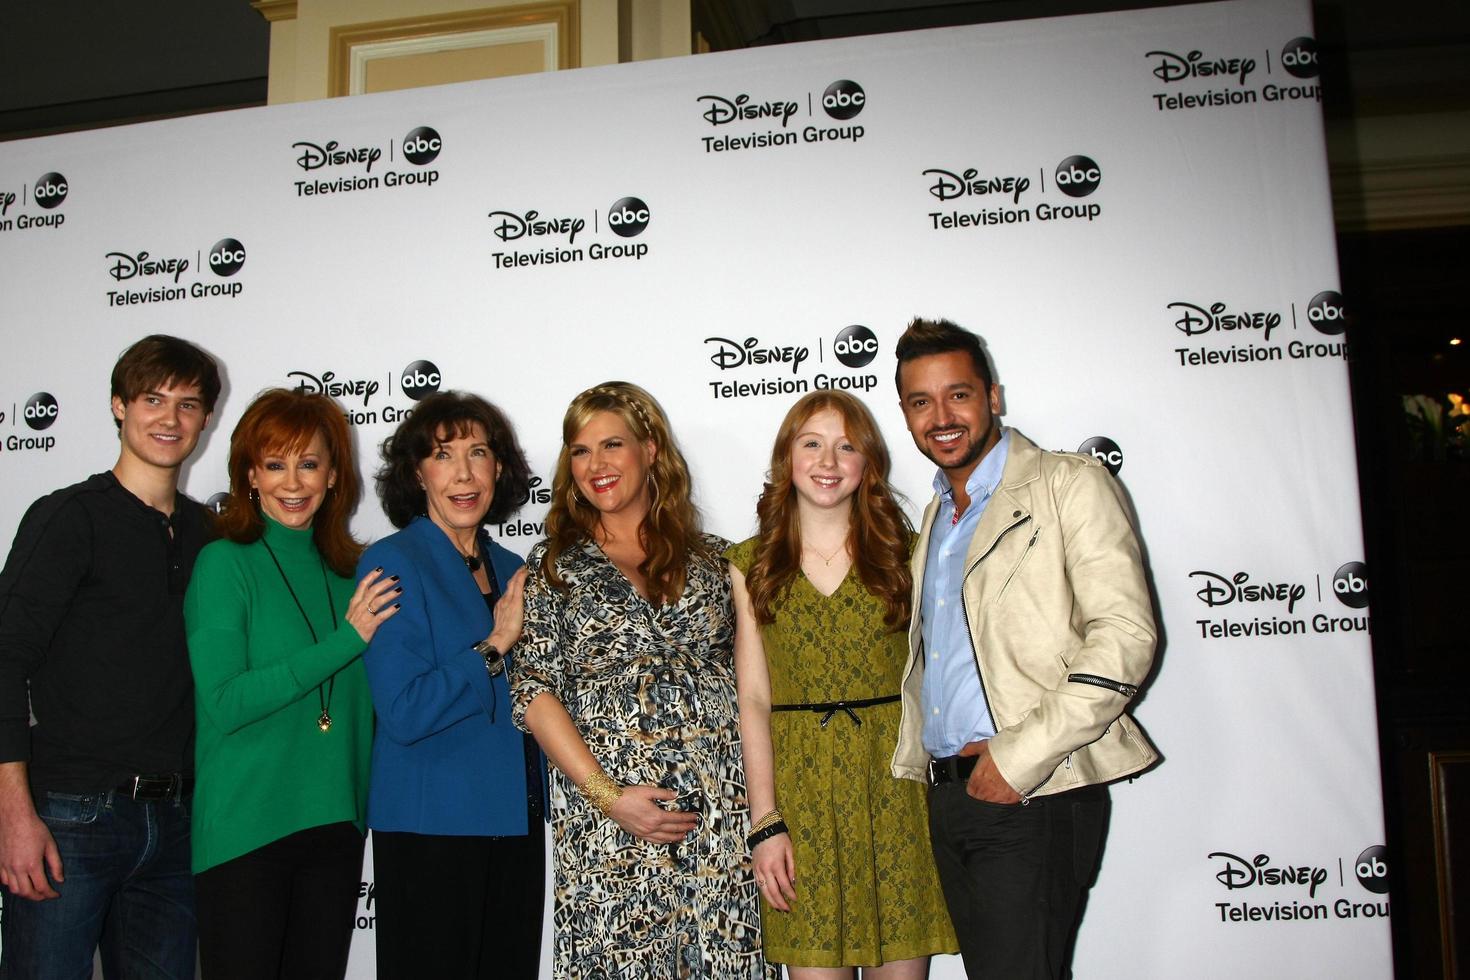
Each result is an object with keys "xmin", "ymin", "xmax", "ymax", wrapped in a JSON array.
[{"xmin": 892, "ymin": 432, "xmax": 1159, "ymax": 798}]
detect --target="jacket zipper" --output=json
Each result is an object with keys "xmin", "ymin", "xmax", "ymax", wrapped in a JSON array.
[
  {"xmin": 1067, "ymin": 672, "xmax": 1139, "ymax": 698},
  {"xmin": 959, "ymin": 514, "xmax": 1035, "ymax": 800}
]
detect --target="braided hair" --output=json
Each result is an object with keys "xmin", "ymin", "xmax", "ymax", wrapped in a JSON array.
[{"xmin": 541, "ymin": 382, "xmax": 710, "ymax": 605}]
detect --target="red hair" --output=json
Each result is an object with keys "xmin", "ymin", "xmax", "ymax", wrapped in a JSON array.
[
  {"xmin": 746, "ymin": 390, "xmax": 912, "ymax": 629},
  {"xmin": 216, "ymin": 388, "xmax": 363, "ymax": 576}
]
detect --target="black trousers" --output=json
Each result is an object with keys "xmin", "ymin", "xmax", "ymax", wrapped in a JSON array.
[
  {"xmin": 195, "ymin": 821, "xmax": 366, "ymax": 980},
  {"xmin": 928, "ymin": 782, "xmax": 1110, "ymax": 980},
  {"xmin": 371, "ymin": 819, "xmax": 545, "ymax": 980}
]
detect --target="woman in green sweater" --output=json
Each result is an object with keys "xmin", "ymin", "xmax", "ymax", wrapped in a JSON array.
[{"xmin": 184, "ymin": 388, "xmax": 401, "ymax": 979}]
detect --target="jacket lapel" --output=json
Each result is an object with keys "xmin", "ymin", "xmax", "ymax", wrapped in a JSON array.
[{"xmin": 908, "ymin": 494, "xmax": 941, "ymax": 655}]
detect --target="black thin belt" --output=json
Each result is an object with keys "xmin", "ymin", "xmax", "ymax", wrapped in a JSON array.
[
  {"xmin": 114, "ymin": 773, "xmax": 193, "ymax": 801},
  {"xmin": 770, "ymin": 693, "xmax": 900, "ymax": 728}
]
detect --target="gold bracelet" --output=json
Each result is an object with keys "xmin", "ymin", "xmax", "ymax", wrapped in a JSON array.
[
  {"xmin": 581, "ymin": 770, "xmax": 623, "ymax": 816},
  {"xmin": 750, "ymin": 808, "xmax": 783, "ymax": 835}
]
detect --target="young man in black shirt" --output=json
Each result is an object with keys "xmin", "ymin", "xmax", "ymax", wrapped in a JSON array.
[{"xmin": 0, "ymin": 335, "xmax": 221, "ymax": 979}]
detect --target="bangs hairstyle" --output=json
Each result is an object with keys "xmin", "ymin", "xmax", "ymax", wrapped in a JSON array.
[
  {"xmin": 893, "ymin": 317, "xmax": 994, "ymax": 394},
  {"xmin": 747, "ymin": 390, "xmax": 913, "ymax": 630},
  {"xmin": 374, "ymin": 390, "xmax": 532, "ymax": 530},
  {"xmin": 110, "ymin": 334, "xmax": 221, "ymax": 428},
  {"xmin": 542, "ymin": 381, "xmax": 709, "ymax": 606},
  {"xmin": 217, "ymin": 388, "xmax": 364, "ymax": 576}
]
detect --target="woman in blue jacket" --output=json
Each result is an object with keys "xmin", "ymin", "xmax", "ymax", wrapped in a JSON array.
[{"xmin": 358, "ymin": 391, "xmax": 544, "ymax": 979}]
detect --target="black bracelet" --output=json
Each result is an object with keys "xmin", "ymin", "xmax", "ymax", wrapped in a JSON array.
[{"xmin": 747, "ymin": 820, "xmax": 788, "ymax": 850}]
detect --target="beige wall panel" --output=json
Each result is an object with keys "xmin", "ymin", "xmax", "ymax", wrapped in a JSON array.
[
  {"xmin": 362, "ymin": 40, "xmax": 549, "ymax": 91},
  {"xmin": 627, "ymin": 0, "xmax": 689, "ymax": 61},
  {"xmin": 262, "ymin": 0, "xmax": 672, "ymax": 102},
  {"xmin": 266, "ymin": 18, "xmax": 299, "ymax": 104},
  {"xmin": 580, "ymin": 0, "xmax": 617, "ymax": 66}
]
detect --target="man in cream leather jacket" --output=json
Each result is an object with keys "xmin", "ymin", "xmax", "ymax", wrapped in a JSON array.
[{"xmin": 890, "ymin": 318, "xmax": 1157, "ymax": 980}]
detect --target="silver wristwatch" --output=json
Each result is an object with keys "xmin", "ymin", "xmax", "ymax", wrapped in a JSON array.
[{"xmin": 475, "ymin": 639, "xmax": 505, "ymax": 677}]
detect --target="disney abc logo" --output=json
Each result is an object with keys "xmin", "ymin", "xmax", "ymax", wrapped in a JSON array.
[
  {"xmin": 1207, "ymin": 851, "xmax": 1327, "ymax": 898},
  {"xmin": 209, "ymin": 239, "xmax": 246, "ymax": 277},
  {"xmin": 1281, "ymin": 37, "xmax": 1318, "ymax": 79},
  {"xmin": 487, "ymin": 210, "xmax": 586, "ymax": 244},
  {"xmin": 1055, "ymin": 156, "xmax": 1101, "ymax": 198},
  {"xmin": 1190, "ymin": 570, "xmax": 1305, "ymax": 614},
  {"xmin": 23, "ymin": 393, "xmax": 60, "ymax": 431},
  {"xmin": 292, "ymin": 140, "xmax": 383, "ymax": 173},
  {"xmin": 402, "ymin": 126, "xmax": 442, "ymax": 166},
  {"xmin": 1332, "ymin": 562, "xmax": 1368, "ymax": 609},
  {"xmin": 1307, "ymin": 291, "xmax": 1347, "ymax": 336},
  {"xmin": 697, "ymin": 94, "xmax": 799, "ymax": 128},
  {"xmin": 822, "ymin": 80, "xmax": 865, "ymax": 120},
  {"xmin": 607, "ymin": 198, "xmax": 650, "ymax": 238},
  {"xmin": 106, "ymin": 251, "xmax": 189, "ymax": 283},
  {"xmin": 1144, "ymin": 49, "xmax": 1256, "ymax": 86},
  {"xmin": 832, "ymin": 325, "xmax": 878, "ymax": 368},
  {"xmin": 1077, "ymin": 437, "xmax": 1123, "ymax": 475},
  {"xmin": 34, "ymin": 173, "xmax": 68, "ymax": 209},
  {"xmin": 401, "ymin": 360, "xmax": 442, "ymax": 401}
]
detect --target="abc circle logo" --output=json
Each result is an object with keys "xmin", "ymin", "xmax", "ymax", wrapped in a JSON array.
[
  {"xmin": 34, "ymin": 172, "xmax": 68, "ymax": 209},
  {"xmin": 1332, "ymin": 561, "xmax": 1368, "ymax": 609},
  {"xmin": 833, "ymin": 325, "xmax": 879, "ymax": 368},
  {"xmin": 24, "ymin": 392, "xmax": 60, "ymax": 431},
  {"xmin": 205, "ymin": 492, "xmax": 231, "ymax": 515},
  {"xmin": 1055, "ymin": 155, "xmax": 1101, "ymax": 198},
  {"xmin": 403, "ymin": 126, "xmax": 442, "ymax": 166},
  {"xmin": 1077, "ymin": 436, "xmax": 1123, "ymax": 476},
  {"xmin": 1354, "ymin": 845, "xmax": 1388, "ymax": 894},
  {"xmin": 607, "ymin": 197, "xmax": 650, "ymax": 238},
  {"xmin": 1281, "ymin": 37, "xmax": 1319, "ymax": 79},
  {"xmin": 209, "ymin": 238, "xmax": 247, "ymax": 277},
  {"xmin": 1307, "ymin": 290, "xmax": 1347, "ymax": 336},
  {"xmin": 401, "ymin": 360, "xmax": 442, "ymax": 401},
  {"xmin": 822, "ymin": 80, "xmax": 865, "ymax": 120}
]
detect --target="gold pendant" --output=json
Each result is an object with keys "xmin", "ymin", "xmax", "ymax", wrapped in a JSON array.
[{"xmin": 318, "ymin": 711, "xmax": 332, "ymax": 733}]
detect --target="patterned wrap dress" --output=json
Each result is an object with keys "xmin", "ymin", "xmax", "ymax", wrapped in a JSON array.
[
  {"xmin": 727, "ymin": 537, "xmax": 957, "ymax": 968},
  {"xmin": 511, "ymin": 534, "xmax": 778, "ymax": 980}
]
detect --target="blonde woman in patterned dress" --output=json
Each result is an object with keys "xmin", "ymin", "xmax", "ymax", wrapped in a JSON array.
[
  {"xmin": 511, "ymin": 381, "xmax": 776, "ymax": 979},
  {"xmin": 728, "ymin": 390, "xmax": 957, "ymax": 978}
]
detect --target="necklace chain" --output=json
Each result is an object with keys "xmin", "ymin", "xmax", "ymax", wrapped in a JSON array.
[
  {"xmin": 803, "ymin": 541, "xmax": 846, "ymax": 567},
  {"xmin": 455, "ymin": 535, "xmax": 482, "ymax": 572},
  {"xmin": 260, "ymin": 536, "xmax": 339, "ymax": 733}
]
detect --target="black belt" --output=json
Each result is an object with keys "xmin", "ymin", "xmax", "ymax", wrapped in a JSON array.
[
  {"xmin": 771, "ymin": 694, "xmax": 900, "ymax": 728},
  {"xmin": 927, "ymin": 754, "xmax": 979, "ymax": 786},
  {"xmin": 115, "ymin": 773, "xmax": 193, "ymax": 801}
]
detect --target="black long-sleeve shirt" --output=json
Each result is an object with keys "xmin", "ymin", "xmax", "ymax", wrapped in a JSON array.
[{"xmin": 0, "ymin": 472, "xmax": 214, "ymax": 795}]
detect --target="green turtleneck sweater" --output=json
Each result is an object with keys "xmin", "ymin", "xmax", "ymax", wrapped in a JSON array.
[{"xmin": 184, "ymin": 517, "xmax": 372, "ymax": 874}]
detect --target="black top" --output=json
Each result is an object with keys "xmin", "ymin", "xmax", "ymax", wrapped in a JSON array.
[
  {"xmin": 480, "ymin": 576, "xmax": 546, "ymax": 823},
  {"xmin": 0, "ymin": 472, "xmax": 215, "ymax": 794}
]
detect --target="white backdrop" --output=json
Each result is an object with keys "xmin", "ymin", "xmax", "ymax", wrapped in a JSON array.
[{"xmin": 0, "ymin": 0, "xmax": 1391, "ymax": 976}]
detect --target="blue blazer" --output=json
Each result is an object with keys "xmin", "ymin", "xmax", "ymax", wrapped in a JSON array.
[{"xmin": 358, "ymin": 517, "xmax": 541, "ymax": 836}]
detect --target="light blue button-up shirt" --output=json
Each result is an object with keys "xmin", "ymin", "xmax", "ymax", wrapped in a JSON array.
[{"xmin": 920, "ymin": 429, "xmax": 1010, "ymax": 758}]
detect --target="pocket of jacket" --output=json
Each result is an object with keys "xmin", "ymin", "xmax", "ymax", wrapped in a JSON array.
[{"xmin": 993, "ymin": 525, "xmax": 1043, "ymax": 604}]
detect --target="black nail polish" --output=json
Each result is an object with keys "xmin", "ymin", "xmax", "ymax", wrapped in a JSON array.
[
  {"xmin": 389, "ymin": 575, "xmax": 399, "ymax": 582},
  {"xmin": 374, "ymin": 566, "xmax": 383, "ymax": 572}
]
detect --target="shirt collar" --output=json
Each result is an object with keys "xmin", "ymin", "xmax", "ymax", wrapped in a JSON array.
[{"xmin": 931, "ymin": 428, "xmax": 1010, "ymax": 502}]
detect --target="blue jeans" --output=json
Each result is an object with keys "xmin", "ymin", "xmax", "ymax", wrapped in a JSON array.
[{"xmin": 0, "ymin": 790, "xmax": 195, "ymax": 980}]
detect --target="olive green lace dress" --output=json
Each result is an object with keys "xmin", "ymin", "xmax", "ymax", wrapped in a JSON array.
[{"xmin": 728, "ymin": 539, "xmax": 957, "ymax": 968}]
